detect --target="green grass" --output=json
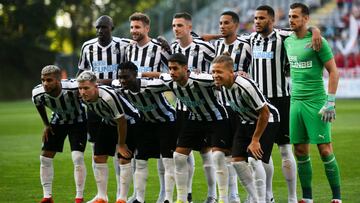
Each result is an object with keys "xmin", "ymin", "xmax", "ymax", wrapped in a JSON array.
[{"xmin": 0, "ymin": 100, "xmax": 359, "ymax": 202}]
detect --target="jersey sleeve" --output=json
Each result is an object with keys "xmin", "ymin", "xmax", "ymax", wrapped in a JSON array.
[
  {"xmin": 189, "ymin": 72, "xmax": 214, "ymax": 87},
  {"xmin": 146, "ymin": 77, "xmax": 171, "ymax": 93},
  {"xmin": 32, "ymin": 84, "xmax": 44, "ymax": 106},
  {"xmin": 240, "ymin": 78, "xmax": 267, "ymax": 111},
  {"xmin": 202, "ymin": 41, "xmax": 216, "ymax": 63},
  {"xmin": 318, "ymin": 37, "xmax": 334, "ymax": 64},
  {"xmin": 78, "ymin": 43, "xmax": 90, "ymax": 71}
]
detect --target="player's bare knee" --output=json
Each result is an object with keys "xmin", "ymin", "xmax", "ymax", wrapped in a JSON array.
[
  {"xmin": 41, "ymin": 150, "xmax": 56, "ymax": 158},
  {"xmin": 318, "ymin": 143, "xmax": 333, "ymax": 157},
  {"xmin": 294, "ymin": 144, "xmax": 309, "ymax": 156},
  {"xmin": 94, "ymin": 155, "xmax": 108, "ymax": 163}
]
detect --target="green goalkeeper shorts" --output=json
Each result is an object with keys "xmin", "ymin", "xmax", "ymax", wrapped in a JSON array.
[{"xmin": 290, "ymin": 99, "xmax": 331, "ymax": 144}]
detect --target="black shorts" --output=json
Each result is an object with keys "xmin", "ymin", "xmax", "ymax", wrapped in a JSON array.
[
  {"xmin": 269, "ymin": 97, "xmax": 290, "ymax": 145},
  {"xmin": 232, "ymin": 122, "xmax": 278, "ymax": 164},
  {"xmin": 226, "ymin": 106, "xmax": 240, "ymax": 140},
  {"xmin": 177, "ymin": 119, "xmax": 232, "ymax": 151},
  {"xmin": 94, "ymin": 121, "xmax": 137, "ymax": 157},
  {"xmin": 135, "ymin": 121, "xmax": 177, "ymax": 160},
  {"xmin": 42, "ymin": 123, "xmax": 87, "ymax": 153},
  {"xmin": 87, "ymin": 110, "xmax": 102, "ymax": 142},
  {"xmin": 176, "ymin": 110, "xmax": 190, "ymax": 138}
]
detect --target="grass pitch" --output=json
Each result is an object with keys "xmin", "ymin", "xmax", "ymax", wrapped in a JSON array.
[{"xmin": 0, "ymin": 100, "xmax": 359, "ymax": 202}]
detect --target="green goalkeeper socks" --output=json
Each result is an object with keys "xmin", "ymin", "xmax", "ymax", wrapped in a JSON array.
[
  {"xmin": 322, "ymin": 154, "xmax": 341, "ymax": 199},
  {"xmin": 296, "ymin": 155, "xmax": 312, "ymax": 199}
]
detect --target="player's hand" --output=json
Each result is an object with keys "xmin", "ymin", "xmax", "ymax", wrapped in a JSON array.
[
  {"xmin": 311, "ymin": 27, "xmax": 322, "ymax": 51},
  {"xmin": 247, "ymin": 140, "xmax": 263, "ymax": 160},
  {"xmin": 319, "ymin": 94, "xmax": 336, "ymax": 122},
  {"xmin": 118, "ymin": 144, "xmax": 132, "ymax": 159},
  {"xmin": 157, "ymin": 36, "xmax": 171, "ymax": 52},
  {"xmin": 42, "ymin": 125, "xmax": 54, "ymax": 142}
]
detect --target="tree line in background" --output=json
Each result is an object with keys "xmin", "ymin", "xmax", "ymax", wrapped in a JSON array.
[{"xmin": 0, "ymin": 0, "xmax": 161, "ymax": 100}]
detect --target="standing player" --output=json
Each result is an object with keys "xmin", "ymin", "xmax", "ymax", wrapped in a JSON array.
[
  {"xmin": 126, "ymin": 12, "xmax": 172, "ymax": 203},
  {"xmin": 143, "ymin": 53, "xmax": 231, "ymax": 203},
  {"xmin": 211, "ymin": 54, "xmax": 280, "ymax": 203},
  {"xmin": 32, "ymin": 65, "xmax": 87, "ymax": 203},
  {"xmin": 244, "ymin": 5, "xmax": 322, "ymax": 202},
  {"xmin": 285, "ymin": 3, "xmax": 341, "ymax": 203},
  {"xmin": 213, "ymin": 11, "xmax": 252, "ymax": 203},
  {"xmin": 171, "ymin": 12, "xmax": 217, "ymax": 203},
  {"xmin": 77, "ymin": 15, "xmax": 130, "ymax": 202},
  {"xmin": 77, "ymin": 71, "xmax": 140, "ymax": 203},
  {"xmin": 113, "ymin": 61, "xmax": 177, "ymax": 203}
]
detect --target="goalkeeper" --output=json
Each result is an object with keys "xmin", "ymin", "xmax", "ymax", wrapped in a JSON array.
[{"xmin": 284, "ymin": 3, "xmax": 341, "ymax": 203}]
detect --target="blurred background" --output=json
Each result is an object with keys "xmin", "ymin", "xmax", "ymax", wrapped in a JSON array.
[{"xmin": 1, "ymin": 0, "xmax": 359, "ymax": 100}]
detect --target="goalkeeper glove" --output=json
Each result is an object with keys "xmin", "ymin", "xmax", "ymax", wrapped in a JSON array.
[{"xmin": 319, "ymin": 94, "xmax": 336, "ymax": 122}]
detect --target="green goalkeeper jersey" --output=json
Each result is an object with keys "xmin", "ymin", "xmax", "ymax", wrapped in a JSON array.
[{"xmin": 284, "ymin": 32, "xmax": 333, "ymax": 100}]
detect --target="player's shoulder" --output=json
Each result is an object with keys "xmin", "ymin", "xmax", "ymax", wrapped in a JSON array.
[
  {"xmin": 189, "ymin": 72, "xmax": 213, "ymax": 82},
  {"xmin": 61, "ymin": 79, "xmax": 78, "ymax": 90},
  {"xmin": 274, "ymin": 28, "xmax": 292, "ymax": 37},
  {"xmin": 32, "ymin": 84, "xmax": 45, "ymax": 97},
  {"xmin": 235, "ymin": 76, "xmax": 257, "ymax": 90},
  {"xmin": 99, "ymin": 85, "xmax": 117, "ymax": 101},
  {"xmin": 81, "ymin": 38, "xmax": 98, "ymax": 48},
  {"xmin": 150, "ymin": 38, "xmax": 162, "ymax": 47},
  {"xmin": 113, "ymin": 37, "xmax": 131, "ymax": 44}
]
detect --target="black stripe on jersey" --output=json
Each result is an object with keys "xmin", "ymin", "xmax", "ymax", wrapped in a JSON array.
[
  {"xmin": 68, "ymin": 91, "xmax": 80, "ymax": 118},
  {"xmin": 115, "ymin": 42, "xmax": 121, "ymax": 64},
  {"xmin": 106, "ymin": 46, "xmax": 113, "ymax": 79},
  {"xmin": 270, "ymin": 39, "xmax": 277, "ymax": 97},
  {"xmin": 140, "ymin": 46, "xmax": 148, "ymax": 67},
  {"xmin": 193, "ymin": 82, "xmax": 216, "ymax": 120},
  {"xmin": 89, "ymin": 45, "xmax": 94, "ymax": 67},
  {"xmin": 241, "ymin": 76, "xmax": 266, "ymax": 103},
  {"xmin": 184, "ymin": 84, "xmax": 206, "ymax": 121},
  {"xmin": 145, "ymin": 89, "xmax": 171, "ymax": 122},
  {"xmin": 149, "ymin": 46, "xmax": 157, "ymax": 71},
  {"xmin": 192, "ymin": 45, "xmax": 199, "ymax": 71},
  {"xmin": 59, "ymin": 94, "xmax": 71, "ymax": 123}
]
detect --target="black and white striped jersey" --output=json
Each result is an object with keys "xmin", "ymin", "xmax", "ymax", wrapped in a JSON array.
[
  {"xmin": 243, "ymin": 29, "xmax": 291, "ymax": 98},
  {"xmin": 222, "ymin": 76, "xmax": 280, "ymax": 124},
  {"xmin": 146, "ymin": 73, "xmax": 228, "ymax": 122},
  {"xmin": 171, "ymin": 38, "xmax": 215, "ymax": 73},
  {"xmin": 214, "ymin": 36, "xmax": 252, "ymax": 72},
  {"xmin": 82, "ymin": 85, "xmax": 139, "ymax": 126},
  {"xmin": 126, "ymin": 38, "xmax": 171, "ymax": 73},
  {"xmin": 112, "ymin": 79, "xmax": 176, "ymax": 123},
  {"xmin": 78, "ymin": 37, "xmax": 130, "ymax": 80},
  {"xmin": 32, "ymin": 79, "xmax": 86, "ymax": 125}
]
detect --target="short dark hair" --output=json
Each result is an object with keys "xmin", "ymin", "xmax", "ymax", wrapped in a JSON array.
[
  {"xmin": 173, "ymin": 12, "xmax": 192, "ymax": 21},
  {"xmin": 290, "ymin": 3, "xmax": 310, "ymax": 16},
  {"xmin": 118, "ymin": 61, "xmax": 138, "ymax": 74},
  {"xmin": 168, "ymin": 53, "xmax": 188, "ymax": 66},
  {"xmin": 129, "ymin": 12, "xmax": 150, "ymax": 25},
  {"xmin": 221, "ymin": 11, "xmax": 239, "ymax": 24},
  {"xmin": 256, "ymin": 5, "xmax": 275, "ymax": 18}
]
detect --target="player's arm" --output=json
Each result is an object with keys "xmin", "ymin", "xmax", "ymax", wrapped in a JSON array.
[
  {"xmin": 308, "ymin": 26, "xmax": 322, "ymax": 51},
  {"xmin": 247, "ymin": 104, "xmax": 269, "ymax": 160},
  {"xmin": 116, "ymin": 115, "xmax": 132, "ymax": 158},
  {"xmin": 319, "ymin": 58, "xmax": 339, "ymax": 122},
  {"xmin": 140, "ymin": 72, "xmax": 161, "ymax": 78},
  {"xmin": 35, "ymin": 105, "xmax": 54, "ymax": 142}
]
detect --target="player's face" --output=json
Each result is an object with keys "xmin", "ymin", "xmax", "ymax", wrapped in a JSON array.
[
  {"xmin": 172, "ymin": 18, "xmax": 192, "ymax": 40},
  {"xmin": 169, "ymin": 61, "xmax": 188, "ymax": 84},
  {"xmin": 219, "ymin": 15, "xmax": 238, "ymax": 37},
  {"xmin": 211, "ymin": 63, "xmax": 233, "ymax": 88},
  {"xmin": 95, "ymin": 18, "xmax": 112, "ymax": 43},
  {"xmin": 78, "ymin": 81, "xmax": 98, "ymax": 102},
  {"xmin": 118, "ymin": 69, "xmax": 137, "ymax": 90},
  {"xmin": 41, "ymin": 73, "xmax": 61, "ymax": 95},
  {"xmin": 254, "ymin": 10, "xmax": 273, "ymax": 34},
  {"xmin": 130, "ymin": 20, "xmax": 149, "ymax": 42},
  {"xmin": 288, "ymin": 8, "xmax": 308, "ymax": 32}
]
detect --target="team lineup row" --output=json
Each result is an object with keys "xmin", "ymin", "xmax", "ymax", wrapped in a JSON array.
[{"xmin": 32, "ymin": 2, "xmax": 341, "ymax": 203}]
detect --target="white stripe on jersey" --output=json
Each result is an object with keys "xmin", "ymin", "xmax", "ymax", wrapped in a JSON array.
[
  {"xmin": 147, "ymin": 73, "xmax": 228, "ymax": 122},
  {"xmin": 171, "ymin": 38, "xmax": 215, "ymax": 73},
  {"xmin": 126, "ymin": 39, "xmax": 171, "ymax": 73},
  {"xmin": 78, "ymin": 37, "xmax": 130, "ymax": 80},
  {"xmin": 32, "ymin": 79, "xmax": 86, "ymax": 125},
  {"xmin": 243, "ymin": 29, "xmax": 291, "ymax": 98},
  {"xmin": 223, "ymin": 76, "xmax": 280, "ymax": 124},
  {"xmin": 112, "ymin": 79, "xmax": 176, "ymax": 123},
  {"xmin": 214, "ymin": 36, "xmax": 252, "ymax": 72},
  {"xmin": 83, "ymin": 86, "xmax": 139, "ymax": 126}
]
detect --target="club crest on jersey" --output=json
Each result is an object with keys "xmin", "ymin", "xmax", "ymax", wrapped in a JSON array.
[
  {"xmin": 304, "ymin": 43, "xmax": 312, "ymax": 50},
  {"xmin": 113, "ymin": 47, "xmax": 120, "ymax": 54},
  {"xmin": 190, "ymin": 50, "xmax": 198, "ymax": 56},
  {"xmin": 147, "ymin": 50, "xmax": 155, "ymax": 57}
]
